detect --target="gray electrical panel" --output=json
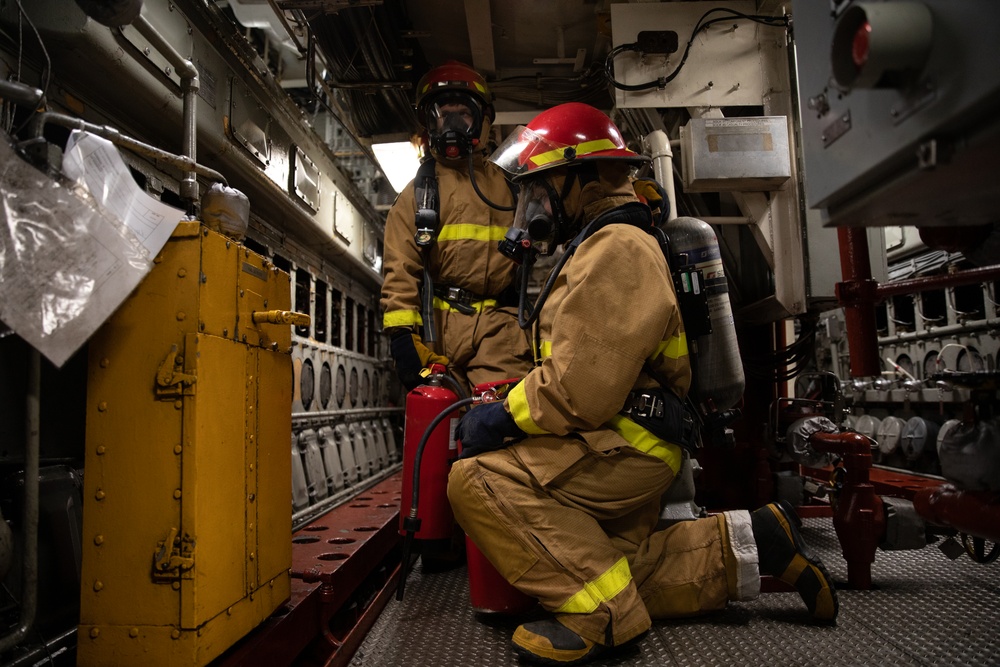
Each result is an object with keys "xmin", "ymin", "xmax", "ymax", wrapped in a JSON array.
[{"xmin": 792, "ymin": 0, "xmax": 1000, "ymax": 228}]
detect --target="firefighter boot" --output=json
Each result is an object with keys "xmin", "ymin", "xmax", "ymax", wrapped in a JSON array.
[
  {"xmin": 751, "ymin": 501, "xmax": 839, "ymax": 622},
  {"xmin": 511, "ymin": 619, "xmax": 606, "ymax": 666}
]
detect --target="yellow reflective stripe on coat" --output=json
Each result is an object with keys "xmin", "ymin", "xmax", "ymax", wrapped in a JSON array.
[
  {"xmin": 437, "ymin": 224, "xmax": 509, "ymax": 242},
  {"xmin": 383, "ymin": 309, "xmax": 423, "ymax": 328},
  {"xmin": 538, "ymin": 340, "xmax": 552, "ymax": 359},
  {"xmin": 606, "ymin": 415, "xmax": 682, "ymax": 474},
  {"xmin": 529, "ymin": 138, "xmax": 619, "ymax": 168},
  {"xmin": 432, "ymin": 297, "xmax": 497, "ymax": 313},
  {"xmin": 506, "ymin": 382, "xmax": 548, "ymax": 435},
  {"xmin": 555, "ymin": 557, "xmax": 633, "ymax": 614},
  {"xmin": 652, "ymin": 334, "xmax": 688, "ymax": 360}
]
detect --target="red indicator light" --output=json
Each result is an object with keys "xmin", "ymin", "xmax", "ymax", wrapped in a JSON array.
[{"xmin": 852, "ymin": 21, "xmax": 872, "ymax": 69}]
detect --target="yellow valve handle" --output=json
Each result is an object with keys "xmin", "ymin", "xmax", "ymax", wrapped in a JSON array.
[{"xmin": 252, "ymin": 310, "xmax": 311, "ymax": 326}]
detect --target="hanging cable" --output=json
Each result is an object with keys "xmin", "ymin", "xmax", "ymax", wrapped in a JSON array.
[{"xmin": 604, "ymin": 8, "xmax": 789, "ymax": 92}]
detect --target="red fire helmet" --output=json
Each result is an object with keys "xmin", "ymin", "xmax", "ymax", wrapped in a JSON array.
[
  {"xmin": 490, "ymin": 102, "xmax": 647, "ymax": 181},
  {"xmin": 415, "ymin": 60, "xmax": 495, "ymax": 121}
]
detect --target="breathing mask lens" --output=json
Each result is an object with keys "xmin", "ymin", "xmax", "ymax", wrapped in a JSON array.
[
  {"xmin": 511, "ymin": 182, "xmax": 557, "ymax": 256},
  {"xmin": 426, "ymin": 94, "xmax": 483, "ymax": 158}
]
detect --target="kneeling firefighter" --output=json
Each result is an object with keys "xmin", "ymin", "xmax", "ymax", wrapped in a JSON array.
[{"xmin": 447, "ymin": 102, "xmax": 839, "ymax": 666}]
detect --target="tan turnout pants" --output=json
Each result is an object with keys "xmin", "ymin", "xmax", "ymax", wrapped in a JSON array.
[
  {"xmin": 430, "ymin": 304, "xmax": 533, "ymax": 392},
  {"xmin": 448, "ymin": 436, "xmax": 760, "ymax": 646}
]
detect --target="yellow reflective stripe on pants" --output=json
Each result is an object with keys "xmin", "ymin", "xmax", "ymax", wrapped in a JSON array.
[
  {"xmin": 606, "ymin": 415, "xmax": 682, "ymax": 474},
  {"xmin": 383, "ymin": 309, "xmax": 423, "ymax": 328},
  {"xmin": 555, "ymin": 556, "xmax": 633, "ymax": 614},
  {"xmin": 653, "ymin": 333, "xmax": 688, "ymax": 360},
  {"xmin": 432, "ymin": 296, "xmax": 498, "ymax": 313},
  {"xmin": 437, "ymin": 224, "xmax": 510, "ymax": 242}
]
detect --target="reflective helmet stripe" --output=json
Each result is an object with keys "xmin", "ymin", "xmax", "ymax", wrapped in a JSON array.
[{"xmin": 528, "ymin": 138, "xmax": 619, "ymax": 168}]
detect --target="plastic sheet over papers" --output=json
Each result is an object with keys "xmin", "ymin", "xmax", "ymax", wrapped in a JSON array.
[{"xmin": 0, "ymin": 132, "xmax": 184, "ymax": 367}]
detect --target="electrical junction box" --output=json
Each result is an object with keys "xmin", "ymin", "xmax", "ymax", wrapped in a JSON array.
[{"xmin": 680, "ymin": 116, "xmax": 791, "ymax": 193}]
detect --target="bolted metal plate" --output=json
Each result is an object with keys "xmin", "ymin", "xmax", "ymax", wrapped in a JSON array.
[{"xmin": 351, "ymin": 516, "xmax": 1000, "ymax": 666}]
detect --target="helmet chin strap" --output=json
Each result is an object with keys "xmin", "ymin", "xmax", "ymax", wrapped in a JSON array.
[{"xmin": 552, "ymin": 169, "xmax": 586, "ymax": 244}]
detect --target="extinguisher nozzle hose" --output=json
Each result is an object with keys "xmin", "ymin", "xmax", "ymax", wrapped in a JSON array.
[
  {"xmin": 410, "ymin": 396, "xmax": 478, "ymax": 515},
  {"xmin": 397, "ymin": 530, "xmax": 415, "ymax": 601}
]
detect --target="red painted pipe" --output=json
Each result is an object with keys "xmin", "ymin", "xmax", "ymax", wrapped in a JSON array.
[
  {"xmin": 912, "ymin": 484, "xmax": 1000, "ymax": 542},
  {"xmin": 809, "ymin": 429, "xmax": 885, "ymax": 589},
  {"xmin": 836, "ymin": 228, "xmax": 881, "ymax": 378}
]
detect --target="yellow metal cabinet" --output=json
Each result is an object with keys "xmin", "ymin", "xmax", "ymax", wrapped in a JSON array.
[{"xmin": 79, "ymin": 222, "xmax": 296, "ymax": 666}]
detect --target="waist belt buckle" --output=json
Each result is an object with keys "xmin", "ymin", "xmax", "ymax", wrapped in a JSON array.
[
  {"xmin": 631, "ymin": 392, "xmax": 664, "ymax": 419},
  {"xmin": 444, "ymin": 286, "xmax": 471, "ymax": 305}
]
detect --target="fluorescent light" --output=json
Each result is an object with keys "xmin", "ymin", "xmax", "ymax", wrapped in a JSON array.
[{"xmin": 372, "ymin": 140, "xmax": 422, "ymax": 194}]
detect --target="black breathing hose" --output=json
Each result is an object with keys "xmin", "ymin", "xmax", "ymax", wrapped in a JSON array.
[{"xmin": 467, "ymin": 151, "xmax": 516, "ymax": 211}]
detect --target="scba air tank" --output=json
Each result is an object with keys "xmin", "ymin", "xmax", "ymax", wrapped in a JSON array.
[{"xmin": 663, "ymin": 216, "xmax": 744, "ymax": 413}]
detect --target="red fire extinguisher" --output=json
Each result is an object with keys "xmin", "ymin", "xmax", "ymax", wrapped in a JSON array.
[
  {"xmin": 399, "ymin": 375, "xmax": 464, "ymax": 540},
  {"xmin": 396, "ymin": 374, "xmax": 535, "ymax": 614},
  {"xmin": 397, "ymin": 368, "xmax": 476, "ymax": 600},
  {"xmin": 461, "ymin": 379, "xmax": 536, "ymax": 614}
]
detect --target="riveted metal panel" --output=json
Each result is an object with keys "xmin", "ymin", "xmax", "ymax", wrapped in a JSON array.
[
  {"xmin": 199, "ymin": 228, "xmax": 240, "ymax": 341},
  {"xmin": 80, "ymin": 226, "xmax": 201, "ymax": 635},
  {"xmin": 237, "ymin": 245, "xmax": 292, "ymax": 351},
  {"xmin": 256, "ymin": 344, "xmax": 293, "ymax": 590},
  {"xmin": 181, "ymin": 333, "xmax": 250, "ymax": 628},
  {"xmin": 79, "ymin": 223, "xmax": 292, "ymax": 666}
]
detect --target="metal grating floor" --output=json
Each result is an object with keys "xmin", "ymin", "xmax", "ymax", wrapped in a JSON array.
[{"xmin": 350, "ymin": 516, "xmax": 1000, "ymax": 667}]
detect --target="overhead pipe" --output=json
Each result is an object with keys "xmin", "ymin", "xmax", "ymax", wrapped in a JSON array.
[
  {"xmin": 31, "ymin": 112, "xmax": 227, "ymax": 187},
  {"xmin": 72, "ymin": 1, "xmax": 202, "ymax": 206},
  {"xmin": 810, "ymin": 429, "xmax": 885, "ymax": 589},
  {"xmin": 0, "ymin": 350, "xmax": 41, "ymax": 653}
]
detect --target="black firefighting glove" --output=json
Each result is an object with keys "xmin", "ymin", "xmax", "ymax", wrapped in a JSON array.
[
  {"xmin": 456, "ymin": 401, "xmax": 526, "ymax": 459},
  {"xmin": 389, "ymin": 329, "xmax": 450, "ymax": 391}
]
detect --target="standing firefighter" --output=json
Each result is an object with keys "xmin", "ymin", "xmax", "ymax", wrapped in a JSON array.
[
  {"xmin": 381, "ymin": 61, "xmax": 533, "ymax": 393},
  {"xmin": 448, "ymin": 103, "xmax": 839, "ymax": 666}
]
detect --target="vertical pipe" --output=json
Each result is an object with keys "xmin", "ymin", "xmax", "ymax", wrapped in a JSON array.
[
  {"xmin": 643, "ymin": 130, "xmax": 678, "ymax": 222},
  {"xmin": 0, "ymin": 349, "xmax": 41, "ymax": 653},
  {"xmin": 836, "ymin": 227, "xmax": 881, "ymax": 377},
  {"xmin": 131, "ymin": 14, "xmax": 201, "ymax": 205},
  {"xmin": 810, "ymin": 429, "xmax": 884, "ymax": 589}
]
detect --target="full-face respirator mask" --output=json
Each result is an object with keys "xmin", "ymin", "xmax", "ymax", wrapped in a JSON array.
[
  {"xmin": 498, "ymin": 177, "xmax": 576, "ymax": 263},
  {"xmin": 424, "ymin": 93, "xmax": 484, "ymax": 160}
]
